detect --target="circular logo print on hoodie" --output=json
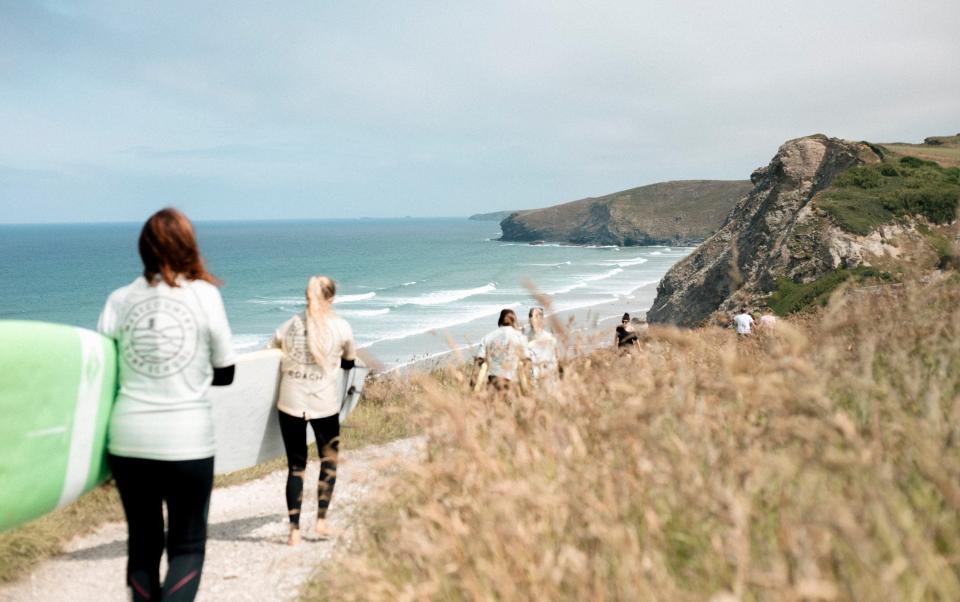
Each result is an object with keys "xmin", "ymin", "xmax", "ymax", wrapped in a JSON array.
[{"xmin": 121, "ymin": 297, "xmax": 199, "ymax": 377}]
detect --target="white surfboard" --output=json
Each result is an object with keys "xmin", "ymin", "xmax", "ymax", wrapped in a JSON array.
[
  {"xmin": 338, "ymin": 364, "xmax": 369, "ymax": 423},
  {"xmin": 209, "ymin": 349, "xmax": 286, "ymax": 474},
  {"xmin": 209, "ymin": 350, "xmax": 370, "ymax": 474}
]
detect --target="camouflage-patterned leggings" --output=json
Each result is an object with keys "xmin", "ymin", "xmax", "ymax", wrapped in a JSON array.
[{"xmin": 277, "ymin": 410, "xmax": 340, "ymax": 527}]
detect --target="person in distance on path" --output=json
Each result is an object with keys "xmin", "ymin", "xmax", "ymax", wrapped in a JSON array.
[
  {"xmin": 614, "ymin": 313, "xmax": 640, "ymax": 351},
  {"xmin": 472, "ymin": 309, "xmax": 531, "ymax": 392},
  {"xmin": 733, "ymin": 308, "xmax": 755, "ymax": 336},
  {"xmin": 526, "ymin": 307, "xmax": 561, "ymax": 389},
  {"xmin": 268, "ymin": 275, "xmax": 357, "ymax": 546}
]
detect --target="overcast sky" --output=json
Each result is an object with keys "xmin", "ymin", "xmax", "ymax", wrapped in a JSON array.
[{"xmin": 1, "ymin": 1, "xmax": 957, "ymax": 223}]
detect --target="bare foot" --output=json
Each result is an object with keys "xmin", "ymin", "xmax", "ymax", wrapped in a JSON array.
[
  {"xmin": 287, "ymin": 526, "xmax": 301, "ymax": 546},
  {"xmin": 314, "ymin": 518, "xmax": 330, "ymax": 539}
]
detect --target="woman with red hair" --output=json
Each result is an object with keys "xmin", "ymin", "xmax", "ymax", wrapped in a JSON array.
[{"xmin": 98, "ymin": 208, "xmax": 236, "ymax": 602}]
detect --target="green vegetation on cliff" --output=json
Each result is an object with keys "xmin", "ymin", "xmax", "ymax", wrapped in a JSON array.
[
  {"xmin": 768, "ymin": 266, "xmax": 888, "ymax": 315},
  {"xmin": 819, "ymin": 148, "xmax": 960, "ymax": 236}
]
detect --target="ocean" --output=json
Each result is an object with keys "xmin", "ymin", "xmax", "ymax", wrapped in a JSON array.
[{"xmin": 0, "ymin": 219, "xmax": 690, "ymax": 370}]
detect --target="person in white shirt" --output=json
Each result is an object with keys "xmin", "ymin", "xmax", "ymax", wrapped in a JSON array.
[
  {"xmin": 526, "ymin": 307, "xmax": 560, "ymax": 387},
  {"xmin": 759, "ymin": 310, "xmax": 778, "ymax": 331},
  {"xmin": 267, "ymin": 275, "xmax": 356, "ymax": 546},
  {"xmin": 733, "ymin": 308, "xmax": 755, "ymax": 336},
  {"xmin": 473, "ymin": 309, "xmax": 531, "ymax": 391},
  {"xmin": 98, "ymin": 208, "xmax": 236, "ymax": 602}
]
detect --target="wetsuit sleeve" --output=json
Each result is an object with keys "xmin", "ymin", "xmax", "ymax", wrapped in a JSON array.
[
  {"xmin": 206, "ymin": 287, "xmax": 237, "ymax": 369},
  {"xmin": 212, "ymin": 365, "xmax": 235, "ymax": 386}
]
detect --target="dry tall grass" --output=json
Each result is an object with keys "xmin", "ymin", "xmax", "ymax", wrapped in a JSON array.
[{"xmin": 305, "ymin": 274, "xmax": 960, "ymax": 601}]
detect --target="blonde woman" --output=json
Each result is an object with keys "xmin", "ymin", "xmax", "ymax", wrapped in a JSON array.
[
  {"xmin": 268, "ymin": 276, "xmax": 356, "ymax": 546},
  {"xmin": 527, "ymin": 307, "xmax": 561, "ymax": 386}
]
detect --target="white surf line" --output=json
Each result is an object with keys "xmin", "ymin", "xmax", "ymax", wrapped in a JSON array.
[{"xmin": 57, "ymin": 328, "xmax": 106, "ymax": 508}]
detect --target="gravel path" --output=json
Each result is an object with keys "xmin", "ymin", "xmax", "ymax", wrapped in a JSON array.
[{"xmin": 1, "ymin": 437, "xmax": 422, "ymax": 602}]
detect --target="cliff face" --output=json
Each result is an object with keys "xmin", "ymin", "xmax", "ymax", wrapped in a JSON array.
[
  {"xmin": 498, "ymin": 180, "xmax": 752, "ymax": 246},
  {"xmin": 647, "ymin": 135, "xmax": 893, "ymax": 326}
]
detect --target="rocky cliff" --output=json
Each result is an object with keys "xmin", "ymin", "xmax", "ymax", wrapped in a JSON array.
[
  {"xmin": 647, "ymin": 134, "xmax": 960, "ymax": 326},
  {"xmin": 469, "ymin": 210, "xmax": 518, "ymax": 222},
  {"xmin": 498, "ymin": 180, "xmax": 752, "ymax": 246}
]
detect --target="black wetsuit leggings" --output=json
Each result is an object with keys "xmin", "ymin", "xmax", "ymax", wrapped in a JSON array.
[
  {"xmin": 277, "ymin": 410, "xmax": 340, "ymax": 527},
  {"xmin": 108, "ymin": 454, "xmax": 214, "ymax": 602}
]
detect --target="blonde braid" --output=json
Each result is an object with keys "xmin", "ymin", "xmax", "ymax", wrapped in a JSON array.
[{"xmin": 305, "ymin": 275, "xmax": 336, "ymax": 365}]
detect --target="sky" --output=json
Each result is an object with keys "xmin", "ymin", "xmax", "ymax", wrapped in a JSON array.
[{"xmin": 1, "ymin": 1, "xmax": 958, "ymax": 223}]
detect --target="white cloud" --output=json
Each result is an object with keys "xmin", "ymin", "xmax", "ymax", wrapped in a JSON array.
[{"xmin": 0, "ymin": 0, "xmax": 958, "ymax": 222}]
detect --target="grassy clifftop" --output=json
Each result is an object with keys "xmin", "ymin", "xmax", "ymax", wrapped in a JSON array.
[
  {"xmin": 818, "ymin": 139, "xmax": 960, "ymax": 235},
  {"xmin": 499, "ymin": 180, "xmax": 752, "ymax": 246},
  {"xmin": 305, "ymin": 275, "xmax": 960, "ymax": 601},
  {"xmin": 880, "ymin": 134, "xmax": 960, "ymax": 168}
]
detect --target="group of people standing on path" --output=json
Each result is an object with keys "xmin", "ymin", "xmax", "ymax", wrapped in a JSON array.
[
  {"xmin": 471, "ymin": 307, "xmax": 562, "ymax": 392},
  {"xmin": 97, "ymin": 208, "xmax": 357, "ymax": 601},
  {"xmin": 733, "ymin": 307, "xmax": 777, "ymax": 336},
  {"xmin": 470, "ymin": 308, "xmax": 655, "ymax": 393}
]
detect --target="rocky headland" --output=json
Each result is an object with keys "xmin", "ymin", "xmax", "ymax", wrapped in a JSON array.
[
  {"xmin": 648, "ymin": 134, "xmax": 960, "ymax": 326},
  {"xmin": 497, "ymin": 180, "xmax": 752, "ymax": 246},
  {"xmin": 468, "ymin": 210, "xmax": 518, "ymax": 222}
]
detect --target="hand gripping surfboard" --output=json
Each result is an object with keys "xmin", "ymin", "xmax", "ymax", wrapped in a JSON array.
[{"xmin": 337, "ymin": 362, "xmax": 369, "ymax": 423}]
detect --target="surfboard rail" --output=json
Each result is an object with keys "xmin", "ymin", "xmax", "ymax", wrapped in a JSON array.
[{"xmin": 0, "ymin": 321, "xmax": 117, "ymax": 533}]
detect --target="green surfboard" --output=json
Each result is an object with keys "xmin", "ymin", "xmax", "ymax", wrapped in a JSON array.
[{"xmin": 0, "ymin": 321, "xmax": 117, "ymax": 533}]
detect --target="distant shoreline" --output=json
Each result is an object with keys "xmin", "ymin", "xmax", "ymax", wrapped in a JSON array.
[{"xmin": 369, "ymin": 279, "xmax": 661, "ymax": 376}]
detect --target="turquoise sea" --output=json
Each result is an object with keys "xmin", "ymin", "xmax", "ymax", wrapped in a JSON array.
[{"xmin": 0, "ymin": 219, "xmax": 690, "ymax": 369}]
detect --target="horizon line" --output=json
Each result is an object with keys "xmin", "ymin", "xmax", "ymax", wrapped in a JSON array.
[{"xmin": 0, "ymin": 215, "xmax": 495, "ymax": 227}]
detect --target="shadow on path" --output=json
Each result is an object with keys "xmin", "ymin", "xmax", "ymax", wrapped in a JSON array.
[{"xmin": 62, "ymin": 514, "xmax": 282, "ymax": 561}]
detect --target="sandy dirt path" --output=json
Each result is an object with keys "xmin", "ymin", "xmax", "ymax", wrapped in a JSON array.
[{"xmin": 0, "ymin": 437, "xmax": 421, "ymax": 601}]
